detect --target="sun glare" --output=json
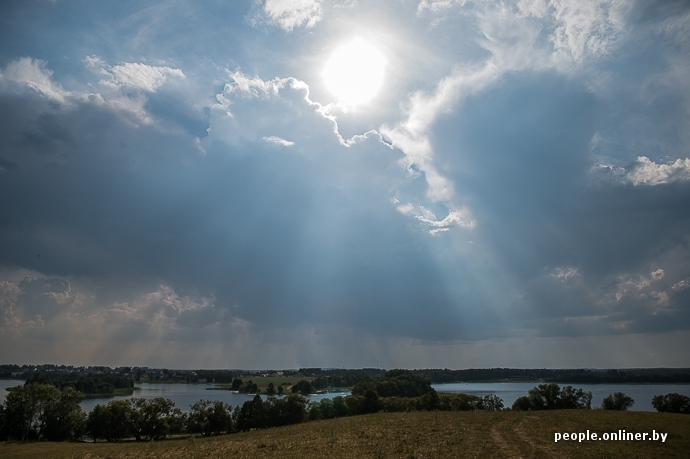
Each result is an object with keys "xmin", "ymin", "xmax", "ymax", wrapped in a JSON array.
[{"xmin": 322, "ymin": 37, "xmax": 386, "ymax": 107}]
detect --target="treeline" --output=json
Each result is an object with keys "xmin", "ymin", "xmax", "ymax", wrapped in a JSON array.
[
  {"xmin": 351, "ymin": 369, "xmax": 436, "ymax": 398},
  {"xmin": 303, "ymin": 368, "xmax": 385, "ymax": 390},
  {"xmin": 410, "ymin": 368, "xmax": 690, "ymax": 384},
  {"xmin": 0, "ymin": 370, "xmax": 502, "ymax": 442},
  {"xmin": 24, "ymin": 373, "xmax": 134, "ymax": 395},
  {"xmin": 550, "ymin": 369, "xmax": 690, "ymax": 384},
  {"xmin": 4, "ymin": 364, "xmax": 689, "ymax": 385},
  {"xmin": 0, "ymin": 364, "xmax": 134, "ymax": 381},
  {"xmin": 3, "ymin": 371, "xmax": 689, "ymax": 443},
  {"xmin": 0, "ymin": 365, "xmax": 247, "ymax": 384},
  {"xmin": 1, "ymin": 384, "xmax": 85, "ymax": 441},
  {"xmin": 228, "ymin": 378, "xmax": 261, "ymax": 393}
]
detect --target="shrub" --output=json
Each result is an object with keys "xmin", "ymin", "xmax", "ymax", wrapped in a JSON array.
[
  {"xmin": 187, "ymin": 400, "xmax": 233, "ymax": 436},
  {"xmin": 601, "ymin": 392, "xmax": 634, "ymax": 411},
  {"xmin": 651, "ymin": 393, "xmax": 690, "ymax": 414},
  {"xmin": 512, "ymin": 384, "xmax": 592, "ymax": 411},
  {"xmin": 352, "ymin": 370, "xmax": 434, "ymax": 398},
  {"xmin": 2, "ymin": 383, "xmax": 85, "ymax": 441}
]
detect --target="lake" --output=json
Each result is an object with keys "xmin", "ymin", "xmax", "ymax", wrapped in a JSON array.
[
  {"xmin": 433, "ymin": 382, "xmax": 690, "ymax": 411},
  {"xmin": 2, "ymin": 379, "xmax": 689, "ymax": 412},
  {"xmin": 0, "ymin": 379, "xmax": 349, "ymax": 412}
]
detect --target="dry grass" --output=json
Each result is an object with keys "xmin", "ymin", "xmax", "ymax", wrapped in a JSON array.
[{"xmin": 2, "ymin": 410, "xmax": 688, "ymax": 459}]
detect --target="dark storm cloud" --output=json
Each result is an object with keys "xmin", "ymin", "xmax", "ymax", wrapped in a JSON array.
[
  {"xmin": 0, "ymin": 78, "xmax": 475, "ymax": 342},
  {"xmin": 427, "ymin": 68, "xmax": 690, "ymax": 337}
]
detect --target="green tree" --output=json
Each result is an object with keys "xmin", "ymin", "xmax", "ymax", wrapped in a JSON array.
[
  {"xmin": 187, "ymin": 400, "xmax": 233, "ymax": 436},
  {"xmin": 42, "ymin": 386, "xmax": 86, "ymax": 441},
  {"xmin": 351, "ymin": 370, "xmax": 434, "ymax": 398},
  {"xmin": 235, "ymin": 394, "xmax": 268, "ymax": 431},
  {"xmin": 511, "ymin": 396, "xmax": 532, "ymax": 411},
  {"xmin": 0, "ymin": 401, "xmax": 7, "ymax": 441},
  {"xmin": 240, "ymin": 380, "xmax": 259, "ymax": 393},
  {"xmin": 87, "ymin": 400, "xmax": 135, "ymax": 442},
  {"xmin": 3, "ymin": 383, "xmax": 61, "ymax": 440},
  {"xmin": 266, "ymin": 394, "xmax": 307, "ymax": 427},
  {"xmin": 131, "ymin": 397, "xmax": 185, "ymax": 441},
  {"xmin": 308, "ymin": 397, "xmax": 350, "ymax": 420},
  {"xmin": 601, "ymin": 392, "xmax": 634, "ymax": 411},
  {"xmin": 651, "ymin": 393, "xmax": 690, "ymax": 413},
  {"xmin": 439, "ymin": 393, "xmax": 483, "ymax": 411},
  {"xmin": 528, "ymin": 383, "xmax": 561, "ymax": 410},
  {"xmin": 87, "ymin": 404, "xmax": 113, "ymax": 442},
  {"xmin": 344, "ymin": 390, "xmax": 382, "ymax": 415},
  {"xmin": 478, "ymin": 394, "xmax": 504, "ymax": 411},
  {"xmin": 291, "ymin": 379, "xmax": 313, "ymax": 395},
  {"xmin": 558, "ymin": 385, "xmax": 592, "ymax": 409},
  {"xmin": 512, "ymin": 384, "xmax": 591, "ymax": 411}
]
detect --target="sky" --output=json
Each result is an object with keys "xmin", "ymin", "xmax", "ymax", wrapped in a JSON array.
[{"xmin": 1, "ymin": 0, "xmax": 689, "ymax": 370}]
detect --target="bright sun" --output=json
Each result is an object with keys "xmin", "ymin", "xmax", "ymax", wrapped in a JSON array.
[{"xmin": 322, "ymin": 38, "xmax": 386, "ymax": 107}]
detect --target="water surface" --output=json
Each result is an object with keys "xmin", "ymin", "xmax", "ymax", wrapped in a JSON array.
[
  {"xmin": 2, "ymin": 379, "xmax": 688, "ymax": 412},
  {"xmin": 433, "ymin": 382, "xmax": 690, "ymax": 411}
]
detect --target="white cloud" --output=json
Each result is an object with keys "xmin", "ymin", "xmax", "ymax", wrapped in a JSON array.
[
  {"xmin": 212, "ymin": 69, "xmax": 385, "ymax": 148},
  {"xmin": 471, "ymin": 0, "xmax": 625, "ymax": 73},
  {"xmin": 626, "ymin": 156, "xmax": 690, "ymax": 186},
  {"xmin": 614, "ymin": 268, "xmax": 666, "ymax": 303},
  {"xmin": 380, "ymin": 62, "xmax": 497, "ymax": 232},
  {"xmin": 211, "ymin": 69, "xmax": 479, "ymax": 236},
  {"xmin": 417, "ymin": 0, "xmax": 467, "ymax": 14},
  {"xmin": 222, "ymin": 70, "xmax": 287, "ymax": 98},
  {"xmin": 518, "ymin": 0, "xmax": 623, "ymax": 63},
  {"xmin": 81, "ymin": 56, "xmax": 187, "ymax": 123},
  {"xmin": 1, "ymin": 56, "xmax": 185, "ymax": 124},
  {"xmin": 671, "ymin": 278, "xmax": 690, "ymax": 292},
  {"xmin": 263, "ymin": 0, "xmax": 323, "ymax": 31},
  {"xmin": 395, "ymin": 202, "xmax": 415, "ymax": 216},
  {"xmin": 86, "ymin": 57, "xmax": 185, "ymax": 92},
  {"xmin": 477, "ymin": 3, "xmax": 551, "ymax": 71},
  {"xmin": 263, "ymin": 136, "xmax": 294, "ymax": 146},
  {"xmin": 334, "ymin": 0, "xmax": 358, "ymax": 8},
  {"xmin": 595, "ymin": 156, "xmax": 690, "ymax": 186},
  {"xmin": 109, "ymin": 63, "xmax": 185, "ymax": 91},
  {"xmin": 0, "ymin": 57, "xmax": 70, "ymax": 103},
  {"xmin": 0, "ymin": 276, "xmax": 77, "ymax": 335},
  {"xmin": 552, "ymin": 266, "xmax": 581, "ymax": 281},
  {"xmin": 393, "ymin": 203, "xmax": 475, "ymax": 234},
  {"xmin": 382, "ymin": 61, "xmax": 498, "ymax": 187},
  {"xmin": 102, "ymin": 285, "xmax": 221, "ymax": 330},
  {"xmin": 417, "ymin": 206, "xmax": 475, "ymax": 234},
  {"xmin": 216, "ymin": 66, "xmax": 483, "ymax": 235}
]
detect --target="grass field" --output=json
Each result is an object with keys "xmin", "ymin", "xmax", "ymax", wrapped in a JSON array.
[{"xmin": 2, "ymin": 410, "xmax": 688, "ymax": 459}]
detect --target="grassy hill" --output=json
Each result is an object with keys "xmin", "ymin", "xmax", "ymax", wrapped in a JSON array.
[{"xmin": 2, "ymin": 410, "xmax": 689, "ymax": 459}]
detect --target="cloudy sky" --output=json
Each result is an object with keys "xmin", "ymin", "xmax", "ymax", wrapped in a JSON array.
[{"xmin": 1, "ymin": 0, "xmax": 689, "ymax": 369}]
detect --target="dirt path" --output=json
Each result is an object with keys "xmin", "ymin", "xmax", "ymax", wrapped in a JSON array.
[{"xmin": 490, "ymin": 421, "xmax": 524, "ymax": 459}]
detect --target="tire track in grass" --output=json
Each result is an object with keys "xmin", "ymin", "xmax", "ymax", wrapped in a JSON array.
[
  {"xmin": 513, "ymin": 416, "xmax": 558, "ymax": 459},
  {"xmin": 490, "ymin": 420, "xmax": 524, "ymax": 459}
]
